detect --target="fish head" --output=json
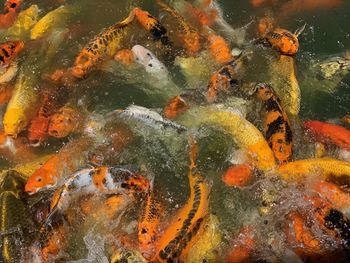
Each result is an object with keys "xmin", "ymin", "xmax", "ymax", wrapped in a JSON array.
[
  {"xmin": 3, "ymin": 108, "xmax": 27, "ymax": 138},
  {"xmin": 133, "ymin": 8, "xmax": 155, "ymax": 31},
  {"xmin": 4, "ymin": 0, "xmax": 21, "ymax": 13},
  {"xmin": 131, "ymin": 45, "xmax": 167, "ymax": 74},
  {"xmin": 25, "ymin": 167, "xmax": 57, "ymax": 193}
]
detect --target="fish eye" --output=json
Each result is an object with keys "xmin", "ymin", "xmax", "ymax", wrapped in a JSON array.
[
  {"xmin": 36, "ymin": 177, "xmax": 42, "ymax": 182},
  {"xmin": 10, "ymin": 3, "xmax": 17, "ymax": 8}
]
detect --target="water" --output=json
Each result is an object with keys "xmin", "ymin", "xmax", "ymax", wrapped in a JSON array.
[{"xmin": 0, "ymin": 0, "xmax": 350, "ymax": 262}]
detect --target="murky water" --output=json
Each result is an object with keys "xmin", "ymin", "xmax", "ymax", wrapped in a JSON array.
[{"xmin": 0, "ymin": 0, "xmax": 350, "ymax": 262}]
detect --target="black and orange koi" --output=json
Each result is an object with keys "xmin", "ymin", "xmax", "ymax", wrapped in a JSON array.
[
  {"xmin": 154, "ymin": 137, "xmax": 210, "ymax": 262},
  {"xmin": 254, "ymin": 83, "xmax": 293, "ymax": 163}
]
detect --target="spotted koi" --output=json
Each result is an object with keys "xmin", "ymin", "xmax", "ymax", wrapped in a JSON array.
[
  {"xmin": 0, "ymin": 0, "xmax": 21, "ymax": 28},
  {"xmin": 254, "ymin": 83, "xmax": 293, "ymax": 163},
  {"xmin": 71, "ymin": 10, "xmax": 135, "ymax": 79},
  {"xmin": 138, "ymin": 189, "xmax": 163, "ymax": 260},
  {"xmin": 133, "ymin": 7, "xmax": 171, "ymax": 48},
  {"xmin": 0, "ymin": 40, "xmax": 24, "ymax": 66},
  {"xmin": 206, "ymin": 33, "xmax": 233, "ymax": 64},
  {"xmin": 48, "ymin": 167, "xmax": 149, "ymax": 214},
  {"xmin": 154, "ymin": 137, "xmax": 210, "ymax": 262},
  {"xmin": 156, "ymin": 0, "xmax": 200, "ymax": 55}
]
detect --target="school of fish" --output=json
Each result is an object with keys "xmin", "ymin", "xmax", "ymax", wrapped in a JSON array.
[{"xmin": 0, "ymin": 0, "xmax": 349, "ymax": 262}]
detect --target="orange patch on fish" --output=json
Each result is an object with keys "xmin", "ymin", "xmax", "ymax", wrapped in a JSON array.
[
  {"xmin": 222, "ymin": 164, "xmax": 253, "ymax": 188},
  {"xmin": 226, "ymin": 227, "xmax": 255, "ymax": 263},
  {"xmin": 114, "ymin": 49, "xmax": 134, "ymax": 65},
  {"xmin": 265, "ymin": 28, "xmax": 299, "ymax": 56},
  {"xmin": 280, "ymin": 0, "xmax": 342, "ymax": 17},
  {"xmin": 304, "ymin": 120, "xmax": 350, "ymax": 150},
  {"xmin": 92, "ymin": 166, "xmax": 108, "ymax": 191},
  {"xmin": 0, "ymin": 40, "xmax": 24, "ymax": 65},
  {"xmin": 250, "ymin": 0, "xmax": 277, "ymax": 7},
  {"xmin": 41, "ymin": 224, "xmax": 65, "ymax": 262},
  {"xmin": 163, "ymin": 95, "xmax": 190, "ymax": 119},
  {"xmin": 187, "ymin": 4, "xmax": 217, "ymax": 26},
  {"xmin": 48, "ymin": 106, "xmax": 80, "ymax": 138},
  {"xmin": 207, "ymin": 34, "xmax": 233, "ymax": 64},
  {"xmin": 257, "ymin": 16, "xmax": 275, "ymax": 37},
  {"xmin": 312, "ymin": 181, "xmax": 350, "ymax": 210}
]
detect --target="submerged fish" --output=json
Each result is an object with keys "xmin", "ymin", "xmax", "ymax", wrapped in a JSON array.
[
  {"xmin": 270, "ymin": 54, "xmax": 301, "ymax": 116},
  {"xmin": 178, "ymin": 106, "xmax": 277, "ymax": 171},
  {"xmin": 48, "ymin": 105, "xmax": 82, "ymax": 138},
  {"xmin": 0, "ymin": 40, "xmax": 24, "ymax": 84}
]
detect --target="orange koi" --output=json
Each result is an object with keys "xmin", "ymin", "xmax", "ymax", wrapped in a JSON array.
[
  {"xmin": 3, "ymin": 0, "xmax": 21, "ymax": 14},
  {"xmin": 71, "ymin": 10, "xmax": 135, "ymax": 79},
  {"xmin": 255, "ymin": 83, "xmax": 293, "ymax": 163},
  {"xmin": 154, "ymin": 137, "xmax": 210, "ymax": 262},
  {"xmin": 257, "ymin": 16, "xmax": 275, "ymax": 37},
  {"xmin": 28, "ymin": 87, "xmax": 67, "ymax": 145},
  {"xmin": 304, "ymin": 120, "xmax": 350, "ymax": 151},
  {"xmin": 114, "ymin": 49, "xmax": 134, "ymax": 65},
  {"xmin": 0, "ymin": 0, "xmax": 21, "ymax": 28},
  {"xmin": 48, "ymin": 106, "xmax": 81, "ymax": 138},
  {"xmin": 40, "ymin": 223, "xmax": 66, "ymax": 262},
  {"xmin": 0, "ymin": 40, "xmax": 24, "ymax": 66},
  {"xmin": 312, "ymin": 181, "xmax": 350, "ymax": 211},
  {"xmin": 280, "ymin": 0, "xmax": 342, "ymax": 17},
  {"xmin": 207, "ymin": 33, "xmax": 233, "ymax": 64},
  {"xmin": 186, "ymin": 4, "xmax": 218, "ymax": 27},
  {"xmin": 156, "ymin": 0, "xmax": 201, "ymax": 55},
  {"xmin": 265, "ymin": 28, "xmax": 300, "ymax": 56},
  {"xmin": 25, "ymin": 137, "xmax": 96, "ymax": 193},
  {"xmin": 225, "ymin": 227, "xmax": 255, "ymax": 263},
  {"xmin": 163, "ymin": 95, "xmax": 190, "ymax": 119},
  {"xmin": 222, "ymin": 164, "xmax": 253, "ymax": 188},
  {"xmin": 138, "ymin": 189, "xmax": 163, "ymax": 260}
]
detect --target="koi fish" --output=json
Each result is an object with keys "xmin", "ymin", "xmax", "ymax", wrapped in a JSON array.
[
  {"xmin": 206, "ymin": 33, "xmax": 233, "ymax": 64},
  {"xmin": 0, "ymin": 0, "xmax": 21, "ymax": 29},
  {"xmin": 264, "ymin": 28, "xmax": 300, "ymax": 56},
  {"xmin": 178, "ymin": 106, "xmax": 277, "ymax": 171},
  {"xmin": 71, "ymin": 9, "xmax": 135, "ymax": 78},
  {"xmin": 225, "ymin": 227, "xmax": 255, "ymax": 263},
  {"xmin": 28, "ymin": 86, "xmax": 67, "ymax": 145},
  {"xmin": 48, "ymin": 105, "xmax": 82, "ymax": 138},
  {"xmin": 270, "ymin": 54, "xmax": 300, "ymax": 116},
  {"xmin": 25, "ymin": 135, "xmax": 101, "ymax": 193},
  {"xmin": 138, "ymin": 188, "xmax": 163, "ymax": 260},
  {"xmin": 48, "ymin": 166, "xmax": 149, "ymax": 214},
  {"xmin": 312, "ymin": 181, "xmax": 350, "ymax": 211},
  {"xmin": 304, "ymin": 120, "xmax": 350, "ymax": 150},
  {"xmin": 278, "ymin": 158, "xmax": 350, "ymax": 182},
  {"xmin": 133, "ymin": 7, "xmax": 171, "ymax": 48},
  {"xmin": 222, "ymin": 164, "xmax": 253, "ymax": 187},
  {"xmin": 5, "ymin": 4, "xmax": 39, "ymax": 39},
  {"xmin": 156, "ymin": 0, "xmax": 201, "ymax": 55},
  {"xmin": 30, "ymin": 5, "xmax": 75, "ymax": 40},
  {"xmin": 0, "ymin": 171, "xmax": 35, "ymax": 263},
  {"xmin": 40, "ymin": 221, "xmax": 66, "ymax": 262},
  {"xmin": 280, "ymin": 0, "xmax": 343, "ymax": 17},
  {"xmin": 163, "ymin": 95, "xmax": 191, "ymax": 120},
  {"xmin": 114, "ymin": 49, "xmax": 134, "ymax": 65},
  {"xmin": 254, "ymin": 83, "xmax": 293, "ymax": 163},
  {"xmin": 154, "ymin": 137, "xmax": 210, "ymax": 262},
  {"xmin": 0, "ymin": 40, "xmax": 24, "ymax": 67},
  {"xmin": 110, "ymin": 249, "xmax": 147, "ymax": 263},
  {"xmin": 182, "ymin": 214, "xmax": 221, "ymax": 263}
]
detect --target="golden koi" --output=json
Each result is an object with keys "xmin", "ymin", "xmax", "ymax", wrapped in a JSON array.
[
  {"xmin": 254, "ymin": 83, "xmax": 293, "ymax": 163},
  {"xmin": 154, "ymin": 137, "xmax": 210, "ymax": 262},
  {"xmin": 156, "ymin": 0, "xmax": 200, "ymax": 55},
  {"xmin": 178, "ymin": 107, "xmax": 277, "ymax": 171},
  {"xmin": 278, "ymin": 158, "xmax": 350, "ymax": 182},
  {"xmin": 270, "ymin": 54, "xmax": 301, "ymax": 116},
  {"xmin": 71, "ymin": 10, "xmax": 135, "ymax": 78}
]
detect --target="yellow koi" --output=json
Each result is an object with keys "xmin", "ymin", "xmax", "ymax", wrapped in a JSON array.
[
  {"xmin": 5, "ymin": 5, "xmax": 39, "ymax": 40},
  {"xmin": 30, "ymin": 5, "xmax": 75, "ymax": 40},
  {"xmin": 270, "ymin": 55, "xmax": 300, "ymax": 116},
  {"xmin": 278, "ymin": 158, "xmax": 350, "ymax": 182},
  {"xmin": 178, "ymin": 107, "xmax": 277, "ymax": 171}
]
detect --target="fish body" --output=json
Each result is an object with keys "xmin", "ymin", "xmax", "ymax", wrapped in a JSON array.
[
  {"xmin": 154, "ymin": 138, "xmax": 210, "ymax": 262},
  {"xmin": 5, "ymin": 4, "xmax": 39, "ymax": 39},
  {"xmin": 270, "ymin": 54, "xmax": 300, "ymax": 116},
  {"xmin": 138, "ymin": 189, "xmax": 162, "ymax": 260},
  {"xmin": 178, "ymin": 107, "xmax": 277, "ymax": 171},
  {"xmin": 30, "ymin": 5, "xmax": 74, "ymax": 40},
  {"xmin": 0, "ymin": 171, "xmax": 34, "ymax": 263},
  {"xmin": 3, "ymin": 72, "xmax": 41, "ymax": 137},
  {"xmin": 156, "ymin": 0, "xmax": 200, "ymax": 55},
  {"xmin": 71, "ymin": 10, "xmax": 134, "ymax": 78},
  {"xmin": 304, "ymin": 120, "xmax": 350, "ymax": 150},
  {"xmin": 265, "ymin": 28, "xmax": 299, "ymax": 56},
  {"xmin": 278, "ymin": 158, "xmax": 350, "ymax": 182},
  {"xmin": 255, "ymin": 83, "xmax": 293, "ymax": 163},
  {"xmin": 206, "ymin": 33, "xmax": 233, "ymax": 64},
  {"xmin": 49, "ymin": 166, "xmax": 149, "ymax": 213},
  {"xmin": 0, "ymin": 40, "xmax": 24, "ymax": 67}
]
